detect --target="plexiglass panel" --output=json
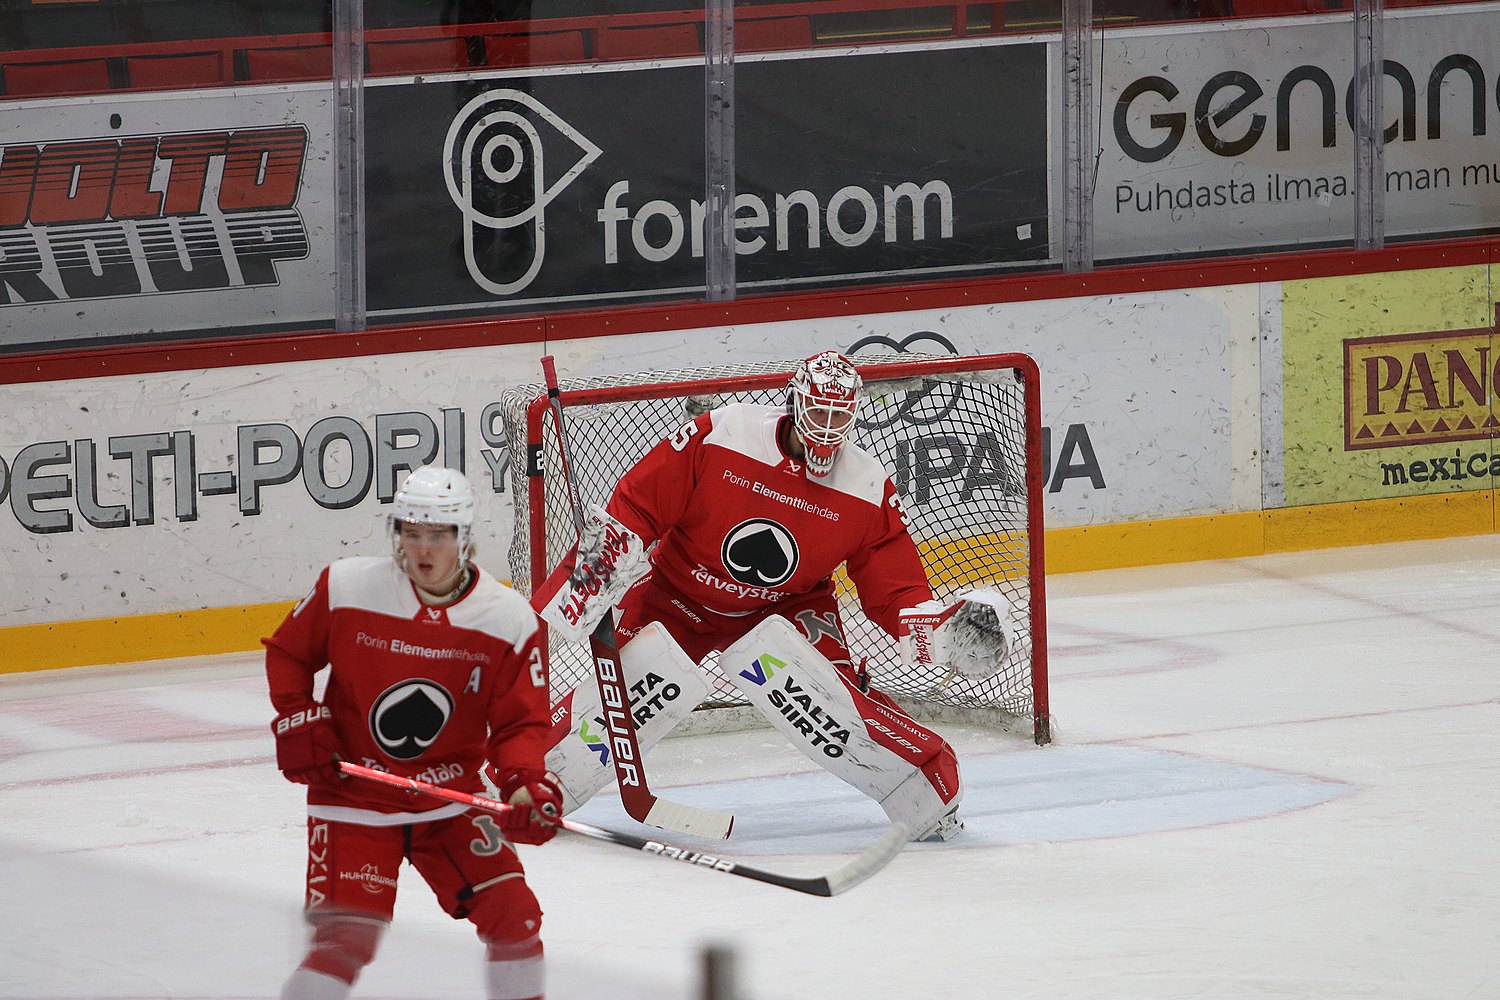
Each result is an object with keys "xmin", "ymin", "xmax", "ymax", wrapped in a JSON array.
[
  {"xmin": 0, "ymin": 0, "xmax": 337, "ymax": 352},
  {"xmin": 0, "ymin": 0, "xmax": 1496, "ymax": 349},
  {"xmin": 1094, "ymin": 2, "xmax": 1362, "ymax": 262}
]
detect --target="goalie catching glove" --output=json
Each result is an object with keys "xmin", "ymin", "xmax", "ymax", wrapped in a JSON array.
[
  {"xmin": 490, "ymin": 767, "xmax": 564, "ymax": 845},
  {"xmin": 899, "ymin": 589, "xmax": 1016, "ymax": 679},
  {"xmin": 535, "ymin": 504, "xmax": 650, "ymax": 643}
]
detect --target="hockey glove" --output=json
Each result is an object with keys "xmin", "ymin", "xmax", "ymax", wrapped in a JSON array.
[
  {"xmin": 536, "ymin": 504, "xmax": 649, "ymax": 643},
  {"xmin": 492, "ymin": 767, "xmax": 564, "ymax": 845},
  {"xmin": 271, "ymin": 704, "xmax": 341, "ymax": 785},
  {"xmin": 900, "ymin": 589, "xmax": 1015, "ymax": 680}
]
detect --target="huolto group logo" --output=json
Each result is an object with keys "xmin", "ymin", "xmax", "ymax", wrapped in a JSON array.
[{"xmin": 0, "ymin": 125, "xmax": 310, "ymax": 306}]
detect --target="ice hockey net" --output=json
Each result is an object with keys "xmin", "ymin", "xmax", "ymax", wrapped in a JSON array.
[{"xmin": 499, "ymin": 352, "xmax": 1051, "ymax": 744}]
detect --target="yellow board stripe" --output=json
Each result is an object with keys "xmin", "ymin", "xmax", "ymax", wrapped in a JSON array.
[
  {"xmin": 3, "ymin": 603, "xmax": 294, "ymax": 674},
  {"xmin": 4, "ymin": 488, "xmax": 1495, "ymax": 675}
]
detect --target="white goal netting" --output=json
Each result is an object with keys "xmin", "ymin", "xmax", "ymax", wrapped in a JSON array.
[{"xmin": 499, "ymin": 353, "xmax": 1050, "ymax": 743}]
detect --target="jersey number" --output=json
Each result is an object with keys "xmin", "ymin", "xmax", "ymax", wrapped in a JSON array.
[
  {"xmin": 669, "ymin": 419, "xmax": 700, "ymax": 452},
  {"xmin": 528, "ymin": 647, "xmax": 546, "ymax": 688},
  {"xmin": 470, "ymin": 814, "xmax": 509, "ymax": 856},
  {"xmin": 888, "ymin": 490, "xmax": 912, "ymax": 529}
]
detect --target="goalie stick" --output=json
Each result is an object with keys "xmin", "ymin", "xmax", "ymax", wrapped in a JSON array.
[
  {"xmin": 540, "ymin": 355, "xmax": 735, "ymax": 841},
  {"xmin": 340, "ymin": 761, "xmax": 904, "ymax": 897}
]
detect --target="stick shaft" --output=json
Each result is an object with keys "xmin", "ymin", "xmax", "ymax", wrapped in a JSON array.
[
  {"xmin": 536, "ymin": 356, "xmax": 733, "ymax": 840},
  {"xmin": 339, "ymin": 761, "xmax": 902, "ymax": 897}
]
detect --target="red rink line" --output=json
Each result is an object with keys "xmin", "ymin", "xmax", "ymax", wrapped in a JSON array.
[
  {"xmin": 0, "ymin": 753, "xmax": 270, "ymax": 793},
  {"xmin": 1093, "ymin": 696, "xmax": 1500, "ymax": 744}
]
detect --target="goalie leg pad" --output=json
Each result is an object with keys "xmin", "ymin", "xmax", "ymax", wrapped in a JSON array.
[
  {"xmin": 543, "ymin": 622, "xmax": 709, "ymax": 813},
  {"xmin": 720, "ymin": 616, "xmax": 963, "ymax": 841}
]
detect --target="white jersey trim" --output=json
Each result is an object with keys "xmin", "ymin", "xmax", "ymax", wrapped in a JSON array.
[
  {"xmin": 307, "ymin": 801, "xmax": 470, "ymax": 826},
  {"xmin": 705, "ymin": 403, "xmax": 889, "ymax": 507},
  {"xmin": 326, "ymin": 557, "xmax": 539, "ymax": 649}
]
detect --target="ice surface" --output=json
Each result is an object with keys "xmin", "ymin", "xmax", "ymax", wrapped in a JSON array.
[{"xmin": 2, "ymin": 536, "xmax": 1497, "ymax": 999}]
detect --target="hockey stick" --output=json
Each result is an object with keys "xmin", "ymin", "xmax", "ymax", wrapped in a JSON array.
[
  {"xmin": 340, "ymin": 761, "xmax": 904, "ymax": 897},
  {"xmin": 539, "ymin": 355, "xmax": 735, "ymax": 841}
]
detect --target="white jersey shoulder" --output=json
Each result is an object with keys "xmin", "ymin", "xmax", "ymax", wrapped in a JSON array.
[
  {"xmin": 326, "ymin": 557, "xmax": 539, "ymax": 650},
  {"xmin": 705, "ymin": 403, "xmax": 784, "ymax": 466},
  {"xmin": 815, "ymin": 438, "xmax": 890, "ymax": 507},
  {"xmin": 446, "ymin": 568, "xmax": 541, "ymax": 650},
  {"xmin": 704, "ymin": 402, "xmax": 888, "ymax": 507},
  {"xmin": 327, "ymin": 556, "xmax": 419, "ymax": 617}
]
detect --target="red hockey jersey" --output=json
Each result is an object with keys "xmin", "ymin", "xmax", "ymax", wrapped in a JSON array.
[
  {"xmin": 607, "ymin": 403, "xmax": 932, "ymax": 638},
  {"xmin": 265, "ymin": 556, "xmax": 548, "ymax": 824}
]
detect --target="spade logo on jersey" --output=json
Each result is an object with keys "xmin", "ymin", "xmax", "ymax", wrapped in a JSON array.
[
  {"xmin": 369, "ymin": 680, "xmax": 455, "ymax": 760},
  {"xmin": 721, "ymin": 518, "xmax": 798, "ymax": 588}
]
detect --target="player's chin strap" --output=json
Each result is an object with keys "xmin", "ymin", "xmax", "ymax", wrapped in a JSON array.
[
  {"xmin": 414, "ymin": 564, "xmax": 473, "ymax": 607},
  {"xmin": 340, "ymin": 761, "xmax": 906, "ymax": 897}
]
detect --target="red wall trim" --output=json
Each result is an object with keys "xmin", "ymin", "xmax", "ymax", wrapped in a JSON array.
[{"xmin": 1, "ymin": 237, "xmax": 1493, "ymax": 387}]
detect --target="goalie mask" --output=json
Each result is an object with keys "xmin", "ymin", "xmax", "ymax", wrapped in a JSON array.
[
  {"xmin": 390, "ymin": 465, "xmax": 477, "ymax": 567},
  {"xmin": 787, "ymin": 351, "xmax": 862, "ymax": 478}
]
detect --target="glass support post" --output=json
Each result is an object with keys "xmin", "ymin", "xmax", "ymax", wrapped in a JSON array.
[
  {"xmin": 333, "ymin": 0, "xmax": 367, "ymax": 332},
  {"xmin": 1061, "ymin": 0, "xmax": 1095, "ymax": 272},
  {"xmin": 704, "ymin": 0, "xmax": 737, "ymax": 302},
  {"xmin": 1353, "ymin": 0, "xmax": 1385, "ymax": 250}
]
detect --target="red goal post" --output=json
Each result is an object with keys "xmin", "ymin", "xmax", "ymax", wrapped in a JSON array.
[{"xmin": 499, "ymin": 352, "xmax": 1051, "ymax": 745}]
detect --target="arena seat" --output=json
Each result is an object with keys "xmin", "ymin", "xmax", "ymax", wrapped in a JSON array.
[
  {"xmin": 735, "ymin": 16, "xmax": 814, "ymax": 51},
  {"xmin": 139, "ymin": 0, "xmax": 248, "ymax": 42},
  {"xmin": 367, "ymin": 37, "xmax": 471, "ymax": 75},
  {"xmin": 481, "ymin": 30, "xmax": 589, "ymax": 67},
  {"xmin": 595, "ymin": 23, "xmax": 700, "ymax": 60},
  {"xmin": 126, "ymin": 51, "xmax": 229, "ymax": 90},
  {"xmin": 4, "ymin": 58, "xmax": 113, "ymax": 98},
  {"xmin": 245, "ymin": 45, "xmax": 332, "ymax": 82}
]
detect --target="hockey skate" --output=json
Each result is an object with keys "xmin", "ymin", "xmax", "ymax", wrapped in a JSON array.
[{"xmin": 918, "ymin": 806, "xmax": 964, "ymax": 842}]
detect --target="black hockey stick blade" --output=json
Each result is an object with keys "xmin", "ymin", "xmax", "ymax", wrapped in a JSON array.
[{"xmin": 340, "ymin": 761, "xmax": 904, "ymax": 897}]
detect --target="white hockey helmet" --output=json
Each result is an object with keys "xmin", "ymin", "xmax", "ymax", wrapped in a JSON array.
[
  {"xmin": 390, "ymin": 465, "xmax": 477, "ymax": 563},
  {"xmin": 787, "ymin": 351, "xmax": 862, "ymax": 478}
]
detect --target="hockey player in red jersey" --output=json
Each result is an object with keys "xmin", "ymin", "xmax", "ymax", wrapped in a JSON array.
[
  {"xmin": 539, "ymin": 352, "xmax": 1010, "ymax": 842},
  {"xmin": 266, "ymin": 466, "xmax": 561, "ymax": 1000}
]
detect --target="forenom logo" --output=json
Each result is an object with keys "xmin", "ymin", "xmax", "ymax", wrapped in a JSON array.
[
  {"xmin": 444, "ymin": 90, "xmax": 958, "ymax": 297},
  {"xmin": 444, "ymin": 89, "xmax": 603, "ymax": 296}
]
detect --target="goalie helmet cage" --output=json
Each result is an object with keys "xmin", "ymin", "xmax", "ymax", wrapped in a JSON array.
[{"xmin": 500, "ymin": 352, "xmax": 1052, "ymax": 745}]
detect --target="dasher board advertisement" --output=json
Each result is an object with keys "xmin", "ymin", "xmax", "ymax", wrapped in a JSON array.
[
  {"xmin": 362, "ymin": 41, "xmax": 1050, "ymax": 320},
  {"xmin": 1, "ymin": 286, "xmax": 1241, "ymax": 626},
  {"xmin": 0, "ymin": 88, "xmax": 336, "ymax": 351},
  {"xmin": 1097, "ymin": 4, "xmax": 1500, "ymax": 260}
]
